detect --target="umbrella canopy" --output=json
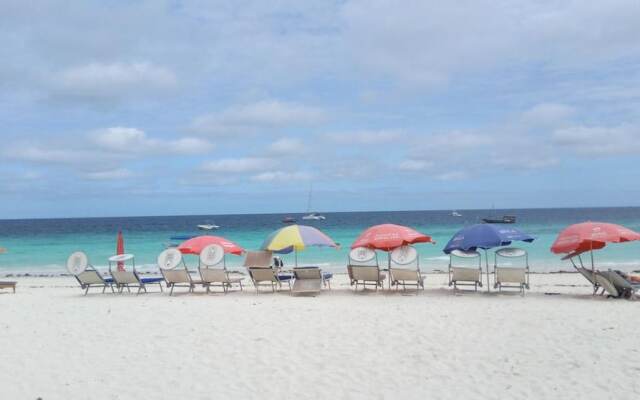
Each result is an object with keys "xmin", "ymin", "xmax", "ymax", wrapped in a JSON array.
[
  {"xmin": 178, "ymin": 235, "xmax": 244, "ymax": 256},
  {"xmin": 261, "ymin": 224, "xmax": 337, "ymax": 254},
  {"xmin": 550, "ymin": 222, "xmax": 640, "ymax": 258},
  {"xmin": 351, "ymin": 224, "xmax": 433, "ymax": 251},
  {"xmin": 443, "ymin": 224, "xmax": 534, "ymax": 254},
  {"xmin": 116, "ymin": 230, "xmax": 125, "ymax": 272}
]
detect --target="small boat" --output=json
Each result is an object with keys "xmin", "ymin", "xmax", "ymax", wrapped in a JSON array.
[
  {"xmin": 301, "ymin": 184, "xmax": 326, "ymax": 221},
  {"xmin": 302, "ymin": 212, "xmax": 326, "ymax": 220},
  {"xmin": 482, "ymin": 215, "xmax": 516, "ymax": 224},
  {"xmin": 451, "ymin": 211, "xmax": 462, "ymax": 217},
  {"xmin": 198, "ymin": 223, "xmax": 220, "ymax": 231},
  {"xmin": 282, "ymin": 216, "xmax": 296, "ymax": 224}
]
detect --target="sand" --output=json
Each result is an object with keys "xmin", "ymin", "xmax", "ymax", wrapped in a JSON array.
[{"xmin": 1, "ymin": 272, "xmax": 639, "ymax": 400}]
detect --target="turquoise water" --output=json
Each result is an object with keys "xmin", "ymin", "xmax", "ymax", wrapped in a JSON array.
[{"xmin": 1, "ymin": 208, "xmax": 639, "ymax": 275}]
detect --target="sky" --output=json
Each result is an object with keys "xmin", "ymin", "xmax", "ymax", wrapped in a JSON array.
[{"xmin": 1, "ymin": 0, "xmax": 639, "ymax": 219}]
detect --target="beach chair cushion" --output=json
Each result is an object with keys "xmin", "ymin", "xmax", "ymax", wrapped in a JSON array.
[
  {"xmin": 496, "ymin": 267, "xmax": 527, "ymax": 284},
  {"xmin": 77, "ymin": 270, "xmax": 106, "ymax": 285},
  {"xmin": 163, "ymin": 269, "xmax": 192, "ymax": 284},
  {"xmin": 594, "ymin": 273, "xmax": 619, "ymax": 297},
  {"xmin": 451, "ymin": 267, "xmax": 481, "ymax": 283},
  {"xmin": 140, "ymin": 277, "xmax": 163, "ymax": 284},
  {"xmin": 390, "ymin": 268, "xmax": 421, "ymax": 282},
  {"xmin": 111, "ymin": 271, "xmax": 139, "ymax": 284},
  {"xmin": 350, "ymin": 266, "xmax": 384, "ymax": 282}
]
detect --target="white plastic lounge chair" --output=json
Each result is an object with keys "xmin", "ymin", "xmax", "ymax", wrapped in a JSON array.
[
  {"xmin": 243, "ymin": 250, "xmax": 292, "ymax": 293},
  {"xmin": 109, "ymin": 254, "xmax": 163, "ymax": 294},
  {"xmin": 448, "ymin": 249, "xmax": 483, "ymax": 291},
  {"xmin": 158, "ymin": 248, "xmax": 200, "ymax": 295},
  {"xmin": 389, "ymin": 245, "xmax": 424, "ymax": 291},
  {"xmin": 348, "ymin": 247, "xmax": 385, "ymax": 291},
  {"xmin": 67, "ymin": 251, "xmax": 114, "ymax": 295},
  {"xmin": 493, "ymin": 248, "xmax": 530, "ymax": 295},
  {"xmin": 198, "ymin": 244, "xmax": 244, "ymax": 293}
]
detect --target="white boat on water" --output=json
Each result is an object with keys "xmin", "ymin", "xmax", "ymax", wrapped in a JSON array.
[
  {"xmin": 197, "ymin": 224, "xmax": 220, "ymax": 230},
  {"xmin": 302, "ymin": 185, "xmax": 326, "ymax": 221},
  {"xmin": 451, "ymin": 211, "xmax": 462, "ymax": 217},
  {"xmin": 302, "ymin": 212, "xmax": 326, "ymax": 220}
]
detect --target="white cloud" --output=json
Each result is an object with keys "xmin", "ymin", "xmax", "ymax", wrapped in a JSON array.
[
  {"xmin": 323, "ymin": 130, "xmax": 403, "ymax": 145},
  {"xmin": 267, "ymin": 138, "xmax": 306, "ymax": 156},
  {"xmin": 200, "ymin": 157, "xmax": 276, "ymax": 173},
  {"xmin": 250, "ymin": 171, "xmax": 311, "ymax": 182},
  {"xmin": 191, "ymin": 100, "xmax": 326, "ymax": 136},
  {"xmin": 436, "ymin": 171, "xmax": 468, "ymax": 181},
  {"xmin": 521, "ymin": 103, "xmax": 575, "ymax": 126},
  {"xmin": 52, "ymin": 62, "xmax": 177, "ymax": 102},
  {"xmin": 91, "ymin": 127, "xmax": 212, "ymax": 155},
  {"xmin": 552, "ymin": 124, "xmax": 640, "ymax": 156},
  {"xmin": 83, "ymin": 168, "xmax": 133, "ymax": 180},
  {"xmin": 398, "ymin": 159, "xmax": 433, "ymax": 172},
  {"xmin": 4, "ymin": 146, "xmax": 80, "ymax": 164}
]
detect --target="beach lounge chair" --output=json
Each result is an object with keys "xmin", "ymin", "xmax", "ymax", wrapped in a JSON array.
[
  {"xmin": 66, "ymin": 251, "xmax": 114, "ymax": 295},
  {"xmin": 389, "ymin": 245, "xmax": 424, "ymax": 291},
  {"xmin": 348, "ymin": 247, "xmax": 385, "ymax": 291},
  {"xmin": 598, "ymin": 270, "xmax": 640, "ymax": 299},
  {"xmin": 448, "ymin": 249, "xmax": 483, "ymax": 291},
  {"xmin": 198, "ymin": 244, "xmax": 244, "ymax": 293},
  {"xmin": 291, "ymin": 266, "xmax": 333, "ymax": 295},
  {"xmin": 0, "ymin": 281, "xmax": 17, "ymax": 293},
  {"xmin": 109, "ymin": 254, "xmax": 163, "ymax": 294},
  {"xmin": 158, "ymin": 248, "xmax": 201, "ymax": 295},
  {"xmin": 493, "ymin": 248, "xmax": 530, "ymax": 295},
  {"xmin": 243, "ymin": 250, "xmax": 292, "ymax": 293}
]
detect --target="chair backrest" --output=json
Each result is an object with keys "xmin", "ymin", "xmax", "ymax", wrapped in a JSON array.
[
  {"xmin": 594, "ymin": 273, "xmax": 620, "ymax": 297},
  {"xmin": 575, "ymin": 267, "xmax": 596, "ymax": 285},
  {"xmin": 199, "ymin": 268, "xmax": 227, "ymax": 283},
  {"xmin": 495, "ymin": 247, "xmax": 528, "ymax": 269},
  {"xmin": 67, "ymin": 251, "xmax": 90, "ymax": 276},
  {"xmin": 77, "ymin": 270, "xmax": 105, "ymax": 285},
  {"xmin": 390, "ymin": 268, "xmax": 419, "ymax": 281},
  {"xmin": 451, "ymin": 267, "xmax": 481, "ymax": 282},
  {"xmin": 348, "ymin": 247, "xmax": 378, "ymax": 267},
  {"xmin": 243, "ymin": 251, "xmax": 273, "ymax": 268},
  {"xmin": 199, "ymin": 244, "xmax": 225, "ymax": 268},
  {"xmin": 158, "ymin": 248, "xmax": 191, "ymax": 284},
  {"xmin": 496, "ymin": 267, "xmax": 526, "ymax": 284},
  {"xmin": 390, "ymin": 245, "xmax": 419, "ymax": 272},
  {"xmin": 111, "ymin": 270, "xmax": 139, "ymax": 284},
  {"xmin": 249, "ymin": 267, "xmax": 277, "ymax": 283},
  {"xmin": 600, "ymin": 271, "xmax": 633, "ymax": 291},
  {"xmin": 449, "ymin": 249, "xmax": 481, "ymax": 269},
  {"xmin": 293, "ymin": 267, "xmax": 322, "ymax": 280},
  {"xmin": 350, "ymin": 265, "xmax": 381, "ymax": 282}
]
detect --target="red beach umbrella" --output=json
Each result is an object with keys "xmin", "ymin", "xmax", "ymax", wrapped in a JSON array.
[
  {"xmin": 351, "ymin": 224, "xmax": 433, "ymax": 251},
  {"xmin": 551, "ymin": 222, "xmax": 640, "ymax": 258},
  {"xmin": 351, "ymin": 224, "xmax": 433, "ymax": 289},
  {"xmin": 116, "ymin": 230, "xmax": 125, "ymax": 272},
  {"xmin": 177, "ymin": 235, "xmax": 244, "ymax": 256}
]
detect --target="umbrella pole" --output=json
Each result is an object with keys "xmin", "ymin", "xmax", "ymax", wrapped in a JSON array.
[
  {"xmin": 484, "ymin": 249, "xmax": 491, "ymax": 292},
  {"xmin": 590, "ymin": 243, "xmax": 596, "ymax": 295},
  {"xmin": 388, "ymin": 252, "xmax": 391, "ymax": 290},
  {"xmin": 295, "ymin": 249, "xmax": 298, "ymax": 268}
]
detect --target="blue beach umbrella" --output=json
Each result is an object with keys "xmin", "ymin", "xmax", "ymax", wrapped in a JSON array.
[{"xmin": 443, "ymin": 224, "xmax": 535, "ymax": 291}]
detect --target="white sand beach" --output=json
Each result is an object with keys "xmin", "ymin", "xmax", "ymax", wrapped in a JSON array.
[{"xmin": 1, "ymin": 272, "xmax": 639, "ymax": 400}]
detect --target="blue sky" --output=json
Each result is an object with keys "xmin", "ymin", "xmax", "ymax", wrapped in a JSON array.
[{"xmin": 1, "ymin": 0, "xmax": 639, "ymax": 218}]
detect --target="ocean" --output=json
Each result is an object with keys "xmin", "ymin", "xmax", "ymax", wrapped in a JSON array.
[{"xmin": 1, "ymin": 207, "xmax": 639, "ymax": 275}]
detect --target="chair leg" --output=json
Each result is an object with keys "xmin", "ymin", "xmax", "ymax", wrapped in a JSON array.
[{"xmin": 84, "ymin": 286, "xmax": 89, "ymax": 296}]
